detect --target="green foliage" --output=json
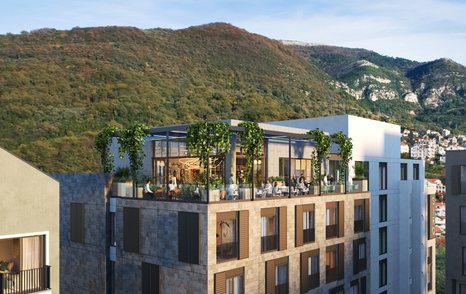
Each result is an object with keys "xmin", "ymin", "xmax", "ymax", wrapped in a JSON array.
[
  {"xmin": 425, "ymin": 162, "xmax": 445, "ymax": 182},
  {"xmin": 114, "ymin": 166, "xmax": 131, "ymax": 182},
  {"xmin": 331, "ymin": 132, "xmax": 353, "ymax": 183},
  {"xmin": 354, "ymin": 162, "xmax": 366, "ymax": 180},
  {"xmin": 436, "ymin": 246, "xmax": 445, "ymax": 294},
  {"xmin": 186, "ymin": 122, "xmax": 231, "ymax": 182},
  {"xmin": 238, "ymin": 121, "xmax": 264, "ymax": 182},
  {"xmin": 94, "ymin": 126, "xmax": 119, "ymax": 173},
  {"xmin": 308, "ymin": 129, "xmax": 331, "ymax": 183},
  {"xmin": 117, "ymin": 122, "xmax": 147, "ymax": 181}
]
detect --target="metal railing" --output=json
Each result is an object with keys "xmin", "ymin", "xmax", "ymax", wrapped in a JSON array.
[{"xmin": 0, "ymin": 266, "xmax": 50, "ymax": 294}]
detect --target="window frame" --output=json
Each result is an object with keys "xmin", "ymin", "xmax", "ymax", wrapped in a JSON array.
[
  {"xmin": 379, "ymin": 227, "xmax": 387, "ymax": 255},
  {"xmin": 379, "ymin": 259, "xmax": 387, "ymax": 287},
  {"xmin": 379, "ymin": 195, "xmax": 387, "ymax": 223},
  {"xmin": 379, "ymin": 162, "xmax": 387, "ymax": 190}
]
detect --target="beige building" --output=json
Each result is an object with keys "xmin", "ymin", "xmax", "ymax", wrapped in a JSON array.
[
  {"xmin": 0, "ymin": 147, "xmax": 59, "ymax": 293},
  {"xmin": 446, "ymin": 150, "xmax": 466, "ymax": 294}
]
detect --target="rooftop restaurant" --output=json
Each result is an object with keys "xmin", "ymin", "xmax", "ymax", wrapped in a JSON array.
[{"xmin": 110, "ymin": 120, "xmax": 368, "ymax": 203}]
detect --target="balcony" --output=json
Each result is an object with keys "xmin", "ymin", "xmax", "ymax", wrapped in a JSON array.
[
  {"xmin": 216, "ymin": 241, "xmax": 238, "ymax": 262},
  {"xmin": 326, "ymin": 224, "xmax": 338, "ymax": 239},
  {"xmin": 354, "ymin": 220, "xmax": 364, "ymax": 233},
  {"xmin": 0, "ymin": 266, "xmax": 50, "ymax": 294},
  {"xmin": 326, "ymin": 267, "xmax": 337, "ymax": 284},
  {"xmin": 261, "ymin": 235, "xmax": 278, "ymax": 252},
  {"xmin": 303, "ymin": 228, "xmax": 315, "ymax": 243}
]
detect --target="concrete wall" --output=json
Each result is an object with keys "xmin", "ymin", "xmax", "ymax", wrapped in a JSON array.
[
  {"xmin": 446, "ymin": 150, "xmax": 466, "ymax": 294},
  {"xmin": 0, "ymin": 147, "xmax": 60, "ymax": 293},
  {"xmin": 52, "ymin": 173, "xmax": 110, "ymax": 294}
]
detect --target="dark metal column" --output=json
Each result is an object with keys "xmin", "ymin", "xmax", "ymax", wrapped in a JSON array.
[
  {"xmin": 288, "ymin": 137, "xmax": 292, "ymax": 198},
  {"xmin": 166, "ymin": 132, "xmax": 170, "ymax": 198}
]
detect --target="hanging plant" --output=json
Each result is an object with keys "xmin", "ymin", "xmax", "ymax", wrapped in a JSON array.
[
  {"xmin": 187, "ymin": 122, "xmax": 231, "ymax": 183},
  {"xmin": 95, "ymin": 126, "xmax": 119, "ymax": 173},
  {"xmin": 308, "ymin": 129, "xmax": 331, "ymax": 184},
  {"xmin": 331, "ymin": 131, "xmax": 353, "ymax": 184},
  {"xmin": 118, "ymin": 122, "xmax": 148, "ymax": 182},
  {"xmin": 238, "ymin": 121, "xmax": 263, "ymax": 183}
]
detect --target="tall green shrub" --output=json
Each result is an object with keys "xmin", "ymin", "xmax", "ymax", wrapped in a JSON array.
[
  {"xmin": 238, "ymin": 121, "xmax": 263, "ymax": 183},
  {"xmin": 94, "ymin": 126, "xmax": 119, "ymax": 173}
]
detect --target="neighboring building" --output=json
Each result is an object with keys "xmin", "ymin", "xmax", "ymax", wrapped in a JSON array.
[
  {"xmin": 0, "ymin": 147, "xmax": 59, "ymax": 293},
  {"xmin": 445, "ymin": 150, "xmax": 466, "ymax": 294},
  {"xmin": 426, "ymin": 178, "xmax": 446, "ymax": 195},
  {"xmin": 400, "ymin": 142, "xmax": 410, "ymax": 154},
  {"xmin": 443, "ymin": 129, "xmax": 451, "ymax": 137},
  {"xmin": 270, "ymin": 115, "xmax": 435, "ymax": 294}
]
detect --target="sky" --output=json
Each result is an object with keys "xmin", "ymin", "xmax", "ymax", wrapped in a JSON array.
[{"xmin": 2, "ymin": 0, "xmax": 466, "ymax": 66}]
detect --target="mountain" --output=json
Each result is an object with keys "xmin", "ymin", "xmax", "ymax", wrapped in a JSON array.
[
  {"xmin": 0, "ymin": 23, "xmax": 369, "ymax": 172},
  {"xmin": 0, "ymin": 23, "xmax": 464, "ymax": 172}
]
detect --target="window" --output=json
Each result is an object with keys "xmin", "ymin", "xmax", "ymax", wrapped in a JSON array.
[
  {"xmin": 350, "ymin": 280, "xmax": 360, "ymax": 294},
  {"xmin": 379, "ymin": 195, "xmax": 387, "ymax": 223},
  {"xmin": 70, "ymin": 203, "xmax": 84, "ymax": 243},
  {"xmin": 461, "ymin": 206, "xmax": 466, "ymax": 235},
  {"xmin": 379, "ymin": 259, "xmax": 387, "ymax": 287},
  {"xmin": 279, "ymin": 158, "xmax": 312, "ymax": 182},
  {"xmin": 413, "ymin": 163, "xmax": 420, "ymax": 180},
  {"xmin": 462, "ymin": 166, "xmax": 466, "ymax": 194},
  {"xmin": 178, "ymin": 211, "xmax": 199, "ymax": 264},
  {"xmin": 295, "ymin": 204, "xmax": 315, "ymax": 246},
  {"xmin": 217, "ymin": 212, "xmax": 238, "ymax": 262},
  {"xmin": 266, "ymin": 257, "xmax": 288, "ymax": 294},
  {"xmin": 354, "ymin": 200, "xmax": 364, "ymax": 233},
  {"xmin": 326, "ymin": 244, "xmax": 344, "ymax": 283},
  {"xmin": 142, "ymin": 262, "xmax": 159, "ymax": 294},
  {"xmin": 463, "ymin": 247, "xmax": 466, "ymax": 276},
  {"xmin": 460, "ymin": 284, "xmax": 466, "ymax": 294},
  {"xmin": 379, "ymin": 162, "xmax": 387, "ymax": 190},
  {"xmin": 261, "ymin": 209, "xmax": 278, "ymax": 252},
  {"xmin": 301, "ymin": 249, "xmax": 319, "ymax": 292},
  {"xmin": 353, "ymin": 238, "xmax": 367, "ymax": 274},
  {"xmin": 329, "ymin": 285, "xmax": 344, "ymax": 294},
  {"xmin": 326, "ymin": 202, "xmax": 343, "ymax": 239},
  {"xmin": 123, "ymin": 207, "xmax": 139, "ymax": 253},
  {"xmin": 379, "ymin": 227, "xmax": 387, "ymax": 255},
  {"xmin": 400, "ymin": 163, "xmax": 407, "ymax": 180},
  {"xmin": 215, "ymin": 267, "xmax": 244, "ymax": 294}
]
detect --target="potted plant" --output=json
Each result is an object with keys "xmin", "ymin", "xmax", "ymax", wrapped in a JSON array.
[
  {"xmin": 308, "ymin": 129, "xmax": 331, "ymax": 195},
  {"xmin": 332, "ymin": 132, "xmax": 353, "ymax": 193},
  {"xmin": 352, "ymin": 162, "xmax": 368, "ymax": 192},
  {"xmin": 112, "ymin": 167, "xmax": 133, "ymax": 197}
]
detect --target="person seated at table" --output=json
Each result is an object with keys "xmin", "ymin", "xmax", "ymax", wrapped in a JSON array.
[
  {"xmin": 299, "ymin": 173, "xmax": 305, "ymax": 184},
  {"xmin": 144, "ymin": 180, "xmax": 154, "ymax": 196},
  {"xmin": 291, "ymin": 176, "xmax": 297, "ymax": 188},
  {"xmin": 298, "ymin": 178, "xmax": 306, "ymax": 190},
  {"xmin": 272, "ymin": 182, "xmax": 280, "ymax": 196}
]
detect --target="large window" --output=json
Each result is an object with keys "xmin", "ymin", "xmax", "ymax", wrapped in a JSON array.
[
  {"xmin": 279, "ymin": 158, "xmax": 312, "ymax": 182},
  {"xmin": 400, "ymin": 163, "xmax": 407, "ymax": 180},
  {"xmin": 350, "ymin": 280, "xmax": 359, "ymax": 294},
  {"xmin": 379, "ymin": 195, "xmax": 387, "ymax": 223},
  {"xmin": 379, "ymin": 259, "xmax": 387, "ymax": 287},
  {"xmin": 215, "ymin": 267, "xmax": 244, "ymax": 294},
  {"xmin": 303, "ymin": 206, "xmax": 315, "ymax": 244},
  {"xmin": 301, "ymin": 249, "xmax": 319, "ymax": 292},
  {"xmin": 326, "ymin": 202, "xmax": 344, "ymax": 239},
  {"xmin": 463, "ymin": 247, "xmax": 466, "ymax": 276},
  {"xmin": 178, "ymin": 211, "xmax": 199, "ymax": 264},
  {"xmin": 217, "ymin": 212, "xmax": 238, "ymax": 262},
  {"xmin": 461, "ymin": 206, "xmax": 466, "ymax": 235},
  {"xmin": 354, "ymin": 200, "xmax": 364, "ymax": 233},
  {"xmin": 379, "ymin": 227, "xmax": 387, "ymax": 255},
  {"xmin": 379, "ymin": 163, "xmax": 387, "ymax": 190},
  {"xmin": 266, "ymin": 257, "xmax": 288, "ymax": 294},
  {"xmin": 326, "ymin": 244, "xmax": 344, "ymax": 284},
  {"xmin": 261, "ymin": 208, "xmax": 278, "ymax": 252},
  {"xmin": 354, "ymin": 238, "xmax": 367, "ymax": 274},
  {"xmin": 142, "ymin": 262, "xmax": 159, "ymax": 294},
  {"xmin": 413, "ymin": 163, "xmax": 420, "ymax": 180},
  {"xmin": 123, "ymin": 207, "xmax": 140, "ymax": 253}
]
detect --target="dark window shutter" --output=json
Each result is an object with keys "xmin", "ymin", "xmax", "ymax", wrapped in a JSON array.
[
  {"xmin": 338, "ymin": 201, "xmax": 345, "ymax": 237},
  {"xmin": 266, "ymin": 259, "xmax": 276, "ymax": 294},
  {"xmin": 353, "ymin": 239, "xmax": 359, "ymax": 274},
  {"xmin": 123, "ymin": 207, "xmax": 140, "ymax": 253},
  {"xmin": 279, "ymin": 206, "xmax": 287, "ymax": 250},
  {"xmin": 364, "ymin": 199, "xmax": 370, "ymax": 232},
  {"xmin": 295, "ymin": 205, "xmax": 303, "ymax": 247},
  {"xmin": 360, "ymin": 276, "xmax": 367, "ymax": 294},
  {"xmin": 214, "ymin": 272, "xmax": 226, "ymax": 294},
  {"xmin": 450, "ymin": 165, "xmax": 461, "ymax": 195},
  {"xmin": 300, "ymin": 251, "xmax": 308, "ymax": 294},
  {"xmin": 142, "ymin": 262, "xmax": 159, "ymax": 294},
  {"xmin": 70, "ymin": 203, "xmax": 84, "ymax": 243},
  {"xmin": 239, "ymin": 210, "xmax": 249, "ymax": 259},
  {"xmin": 337, "ymin": 243, "xmax": 344, "ymax": 280},
  {"xmin": 178, "ymin": 212, "xmax": 199, "ymax": 264}
]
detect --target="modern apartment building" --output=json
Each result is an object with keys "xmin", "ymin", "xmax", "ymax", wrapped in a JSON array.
[
  {"xmin": 0, "ymin": 147, "xmax": 59, "ymax": 293},
  {"xmin": 270, "ymin": 115, "xmax": 435, "ymax": 294},
  {"xmin": 445, "ymin": 150, "xmax": 466, "ymax": 294},
  {"xmin": 58, "ymin": 115, "xmax": 433, "ymax": 294}
]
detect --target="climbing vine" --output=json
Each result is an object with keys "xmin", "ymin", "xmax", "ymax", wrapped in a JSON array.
[
  {"xmin": 331, "ymin": 131, "xmax": 353, "ymax": 183},
  {"xmin": 187, "ymin": 122, "xmax": 231, "ymax": 183},
  {"xmin": 238, "ymin": 121, "xmax": 264, "ymax": 183},
  {"xmin": 94, "ymin": 126, "xmax": 119, "ymax": 173},
  {"xmin": 308, "ymin": 129, "xmax": 331, "ymax": 184},
  {"xmin": 117, "ymin": 122, "xmax": 148, "ymax": 182}
]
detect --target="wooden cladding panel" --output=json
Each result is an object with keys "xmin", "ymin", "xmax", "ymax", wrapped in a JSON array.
[
  {"xmin": 239, "ymin": 210, "xmax": 249, "ymax": 259},
  {"xmin": 123, "ymin": 207, "xmax": 140, "ymax": 253},
  {"xmin": 214, "ymin": 272, "xmax": 226, "ymax": 294},
  {"xmin": 295, "ymin": 205, "xmax": 303, "ymax": 247},
  {"xmin": 364, "ymin": 199, "xmax": 370, "ymax": 232},
  {"xmin": 338, "ymin": 201, "xmax": 344, "ymax": 238},
  {"xmin": 279, "ymin": 206, "xmax": 287, "ymax": 251},
  {"xmin": 70, "ymin": 203, "xmax": 84, "ymax": 243}
]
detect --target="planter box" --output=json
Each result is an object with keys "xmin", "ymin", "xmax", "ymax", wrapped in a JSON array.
[
  {"xmin": 309, "ymin": 186, "xmax": 319, "ymax": 195},
  {"xmin": 335, "ymin": 184, "xmax": 345, "ymax": 194},
  {"xmin": 239, "ymin": 188, "xmax": 251, "ymax": 200},
  {"xmin": 352, "ymin": 179, "xmax": 368, "ymax": 192},
  {"xmin": 112, "ymin": 182, "xmax": 133, "ymax": 197}
]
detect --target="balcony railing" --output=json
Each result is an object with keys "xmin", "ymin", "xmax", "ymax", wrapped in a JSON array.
[
  {"xmin": 303, "ymin": 228, "xmax": 315, "ymax": 243},
  {"xmin": 309, "ymin": 273, "xmax": 319, "ymax": 289},
  {"xmin": 354, "ymin": 220, "xmax": 364, "ymax": 233},
  {"xmin": 216, "ymin": 241, "xmax": 238, "ymax": 262},
  {"xmin": 261, "ymin": 235, "xmax": 278, "ymax": 252},
  {"xmin": 0, "ymin": 266, "xmax": 50, "ymax": 294},
  {"xmin": 326, "ymin": 267, "xmax": 337, "ymax": 284},
  {"xmin": 326, "ymin": 224, "xmax": 338, "ymax": 239},
  {"xmin": 275, "ymin": 283, "xmax": 288, "ymax": 294}
]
